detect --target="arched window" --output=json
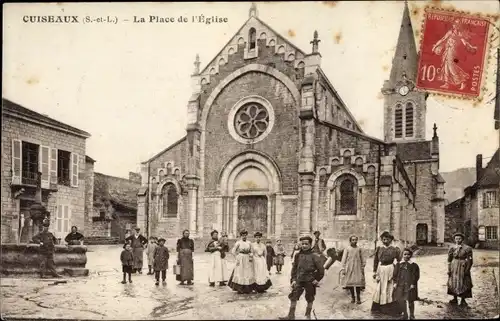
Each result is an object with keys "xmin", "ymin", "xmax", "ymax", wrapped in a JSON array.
[
  {"xmin": 336, "ymin": 174, "xmax": 357, "ymax": 215},
  {"xmin": 405, "ymin": 102, "xmax": 414, "ymax": 137},
  {"xmin": 343, "ymin": 150, "xmax": 352, "ymax": 165},
  {"xmin": 249, "ymin": 28, "xmax": 256, "ymax": 50},
  {"xmin": 395, "ymin": 103, "xmax": 403, "ymax": 138},
  {"xmin": 162, "ymin": 183, "xmax": 178, "ymax": 218}
]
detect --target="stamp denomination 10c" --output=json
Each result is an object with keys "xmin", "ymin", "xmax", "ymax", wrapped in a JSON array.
[{"xmin": 416, "ymin": 8, "xmax": 492, "ymax": 99}]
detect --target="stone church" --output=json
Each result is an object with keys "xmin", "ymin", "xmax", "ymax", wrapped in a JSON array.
[{"xmin": 137, "ymin": 3, "xmax": 446, "ymax": 249}]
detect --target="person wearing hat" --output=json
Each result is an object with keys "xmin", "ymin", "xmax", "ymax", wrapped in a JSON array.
[
  {"xmin": 371, "ymin": 231, "xmax": 401, "ymax": 316},
  {"xmin": 176, "ymin": 229, "xmax": 195, "ymax": 285},
  {"xmin": 153, "ymin": 238, "xmax": 169, "ymax": 286},
  {"xmin": 125, "ymin": 227, "xmax": 148, "ymax": 274},
  {"xmin": 205, "ymin": 230, "xmax": 228, "ymax": 287},
  {"xmin": 219, "ymin": 232, "xmax": 230, "ymax": 285},
  {"xmin": 447, "ymin": 231, "xmax": 473, "ymax": 307},
  {"xmin": 31, "ymin": 220, "xmax": 62, "ymax": 278},
  {"xmin": 228, "ymin": 229, "xmax": 255, "ymax": 294},
  {"xmin": 251, "ymin": 232, "xmax": 273, "ymax": 293},
  {"xmin": 311, "ymin": 231, "xmax": 327, "ymax": 266}
]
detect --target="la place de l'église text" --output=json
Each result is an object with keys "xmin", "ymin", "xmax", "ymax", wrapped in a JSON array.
[{"xmin": 133, "ymin": 15, "xmax": 228, "ymax": 24}]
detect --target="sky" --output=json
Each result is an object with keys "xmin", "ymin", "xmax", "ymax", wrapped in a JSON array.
[{"xmin": 3, "ymin": 1, "xmax": 499, "ymax": 179}]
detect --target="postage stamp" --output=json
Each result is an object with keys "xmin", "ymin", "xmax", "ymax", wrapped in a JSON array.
[{"xmin": 416, "ymin": 8, "xmax": 493, "ymax": 99}]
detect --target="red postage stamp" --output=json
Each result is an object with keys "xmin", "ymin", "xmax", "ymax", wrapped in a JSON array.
[{"xmin": 416, "ymin": 8, "xmax": 491, "ymax": 99}]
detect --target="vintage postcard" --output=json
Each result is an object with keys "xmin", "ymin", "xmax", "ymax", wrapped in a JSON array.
[{"xmin": 1, "ymin": 1, "xmax": 499, "ymax": 320}]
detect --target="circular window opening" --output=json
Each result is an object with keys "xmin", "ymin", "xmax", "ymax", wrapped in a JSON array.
[
  {"xmin": 234, "ymin": 103, "xmax": 269, "ymax": 140},
  {"xmin": 227, "ymin": 95, "xmax": 275, "ymax": 145}
]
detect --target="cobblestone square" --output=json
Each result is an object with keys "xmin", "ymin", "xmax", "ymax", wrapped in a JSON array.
[{"xmin": 1, "ymin": 246, "xmax": 498, "ymax": 320}]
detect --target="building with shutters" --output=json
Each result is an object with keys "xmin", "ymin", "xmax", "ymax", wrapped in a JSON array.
[
  {"xmin": 137, "ymin": 3, "xmax": 446, "ymax": 249},
  {"xmin": 1, "ymin": 98, "xmax": 93, "ymax": 244}
]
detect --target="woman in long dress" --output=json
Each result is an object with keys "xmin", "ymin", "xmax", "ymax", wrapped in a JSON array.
[
  {"xmin": 447, "ymin": 232, "xmax": 473, "ymax": 307},
  {"xmin": 176, "ymin": 229, "xmax": 194, "ymax": 285},
  {"xmin": 219, "ymin": 232, "xmax": 230, "ymax": 286},
  {"xmin": 252, "ymin": 232, "xmax": 273, "ymax": 293},
  {"xmin": 340, "ymin": 235, "xmax": 366, "ymax": 304},
  {"xmin": 228, "ymin": 230, "xmax": 255, "ymax": 294},
  {"xmin": 205, "ymin": 230, "xmax": 226, "ymax": 287},
  {"xmin": 371, "ymin": 231, "xmax": 401, "ymax": 315}
]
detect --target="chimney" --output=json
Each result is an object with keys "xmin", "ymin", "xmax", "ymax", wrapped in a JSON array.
[{"xmin": 476, "ymin": 154, "xmax": 483, "ymax": 181}]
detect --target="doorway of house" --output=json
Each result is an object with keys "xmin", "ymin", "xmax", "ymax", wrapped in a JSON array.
[
  {"xmin": 237, "ymin": 195, "xmax": 268, "ymax": 238},
  {"xmin": 416, "ymin": 223, "xmax": 428, "ymax": 245}
]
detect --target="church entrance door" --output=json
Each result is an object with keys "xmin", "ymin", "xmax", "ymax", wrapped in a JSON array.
[
  {"xmin": 237, "ymin": 195, "xmax": 268, "ymax": 238},
  {"xmin": 416, "ymin": 223, "xmax": 428, "ymax": 245}
]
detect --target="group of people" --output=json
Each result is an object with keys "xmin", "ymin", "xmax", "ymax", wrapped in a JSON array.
[
  {"xmin": 117, "ymin": 226, "xmax": 475, "ymax": 320},
  {"xmin": 120, "ymin": 228, "xmax": 196, "ymax": 286},
  {"xmin": 30, "ymin": 222, "xmax": 85, "ymax": 278}
]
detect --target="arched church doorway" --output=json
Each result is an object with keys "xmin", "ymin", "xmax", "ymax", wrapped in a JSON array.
[
  {"xmin": 218, "ymin": 151, "xmax": 282, "ymax": 239},
  {"xmin": 416, "ymin": 223, "xmax": 428, "ymax": 245}
]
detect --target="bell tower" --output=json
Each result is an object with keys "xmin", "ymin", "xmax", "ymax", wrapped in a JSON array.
[{"xmin": 382, "ymin": 1, "xmax": 427, "ymax": 143}]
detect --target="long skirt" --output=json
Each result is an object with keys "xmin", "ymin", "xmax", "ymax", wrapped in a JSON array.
[
  {"xmin": 208, "ymin": 251, "xmax": 227, "ymax": 283},
  {"xmin": 132, "ymin": 247, "xmax": 144, "ymax": 270},
  {"xmin": 274, "ymin": 254, "xmax": 285, "ymax": 266},
  {"xmin": 228, "ymin": 253, "xmax": 254, "ymax": 293},
  {"xmin": 371, "ymin": 264, "xmax": 398, "ymax": 315},
  {"xmin": 447, "ymin": 258, "xmax": 473, "ymax": 298},
  {"xmin": 176, "ymin": 249, "xmax": 194, "ymax": 282},
  {"xmin": 253, "ymin": 256, "xmax": 272, "ymax": 292}
]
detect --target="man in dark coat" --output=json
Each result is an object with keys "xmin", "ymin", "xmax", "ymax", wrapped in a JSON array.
[
  {"xmin": 31, "ymin": 220, "xmax": 61, "ymax": 278},
  {"xmin": 125, "ymin": 227, "xmax": 148, "ymax": 273}
]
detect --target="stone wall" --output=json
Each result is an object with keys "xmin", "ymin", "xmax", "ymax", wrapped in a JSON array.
[
  {"xmin": 445, "ymin": 198, "xmax": 465, "ymax": 242},
  {"xmin": 2, "ymin": 115, "xmax": 87, "ymax": 243}
]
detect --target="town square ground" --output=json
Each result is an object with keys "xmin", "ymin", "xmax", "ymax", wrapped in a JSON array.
[{"xmin": 1, "ymin": 246, "xmax": 498, "ymax": 320}]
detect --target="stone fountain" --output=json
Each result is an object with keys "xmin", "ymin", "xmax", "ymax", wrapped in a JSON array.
[{"xmin": 1, "ymin": 172, "xmax": 89, "ymax": 277}]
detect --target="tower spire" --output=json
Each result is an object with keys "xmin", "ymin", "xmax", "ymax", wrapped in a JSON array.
[
  {"xmin": 193, "ymin": 54, "xmax": 200, "ymax": 75},
  {"xmin": 249, "ymin": 3, "xmax": 258, "ymax": 18},
  {"xmin": 311, "ymin": 30, "xmax": 320, "ymax": 54},
  {"xmin": 389, "ymin": 0, "xmax": 418, "ymax": 85}
]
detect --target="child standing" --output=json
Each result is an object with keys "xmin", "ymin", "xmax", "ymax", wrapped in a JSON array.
[
  {"xmin": 120, "ymin": 243, "xmax": 134, "ymax": 284},
  {"xmin": 274, "ymin": 239, "xmax": 286, "ymax": 274},
  {"xmin": 153, "ymin": 238, "xmax": 170, "ymax": 286},
  {"xmin": 340, "ymin": 235, "xmax": 366, "ymax": 304},
  {"xmin": 279, "ymin": 236, "xmax": 325, "ymax": 320},
  {"xmin": 265, "ymin": 240, "xmax": 276, "ymax": 273},
  {"xmin": 393, "ymin": 248, "xmax": 420, "ymax": 320},
  {"xmin": 146, "ymin": 237, "xmax": 158, "ymax": 275}
]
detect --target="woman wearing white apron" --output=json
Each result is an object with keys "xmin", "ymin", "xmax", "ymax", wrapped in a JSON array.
[
  {"xmin": 371, "ymin": 231, "xmax": 401, "ymax": 316},
  {"xmin": 228, "ymin": 230, "xmax": 255, "ymax": 294},
  {"xmin": 251, "ymin": 232, "xmax": 273, "ymax": 293},
  {"xmin": 205, "ymin": 230, "xmax": 226, "ymax": 287}
]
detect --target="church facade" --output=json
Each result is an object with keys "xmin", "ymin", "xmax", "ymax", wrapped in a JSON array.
[{"xmin": 137, "ymin": 3, "xmax": 446, "ymax": 248}]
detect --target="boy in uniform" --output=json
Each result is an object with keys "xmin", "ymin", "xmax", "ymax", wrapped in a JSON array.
[
  {"xmin": 280, "ymin": 236, "xmax": 325, "ymax": 320},
  {"xmin": 31, "ymin": 220, "xmax": 61, "ymax": 278}
]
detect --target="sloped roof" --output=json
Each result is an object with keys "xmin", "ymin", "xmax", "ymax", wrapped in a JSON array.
[
  {"xmin": 199, "ymin": 14, "xmax": 306, "ymax": 76},
  {"xmin": 2, "ymin": 98, "xmax": 91, "ymax": 138},
  {"xmin": 94, "ymin": 172, "xmax": 140, "ymax": 211},
  {"xmin": 477, "ymin": 149, "xmax": 500, "ymax": 187},
  {"xmin": 434, "ymin": 173, "xmax": 446, "ymax": 184},
  {"xmin": 396, "ymin": 141, "xmax": 432, "ymax": 161},
  {"xmin": 141, "ymin": 135, "xmax": 187, "ymax": 164}
]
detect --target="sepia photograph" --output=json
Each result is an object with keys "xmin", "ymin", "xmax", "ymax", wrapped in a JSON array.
[{"xmin": 1, "ymin": 1, "xmax": 499, "ymax": 320}]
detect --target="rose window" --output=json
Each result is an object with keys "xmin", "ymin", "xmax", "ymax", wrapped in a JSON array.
[{"xmin": 233, "ymin": 103, "xmax": 269, "ymax": 139}]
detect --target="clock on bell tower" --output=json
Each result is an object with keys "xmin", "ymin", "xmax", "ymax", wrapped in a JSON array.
[{"xmin": 381, "ymin": 1, "xmax": 428, "ymax": 143}]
